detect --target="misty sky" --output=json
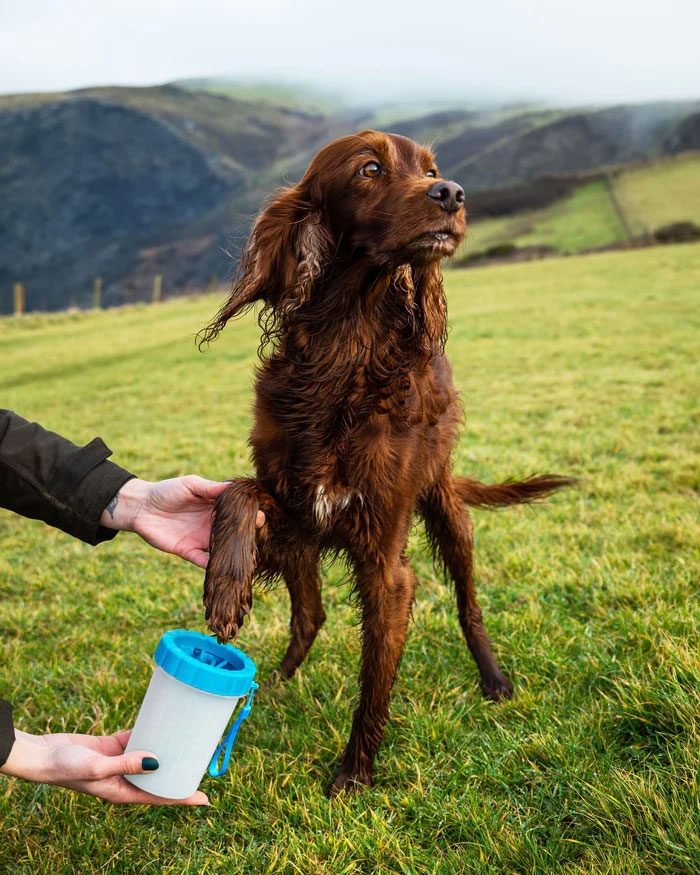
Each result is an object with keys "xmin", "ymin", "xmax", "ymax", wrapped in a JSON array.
[{"xmin": 2, "ymin": 0, "xmax": 699, "ymax": 106}]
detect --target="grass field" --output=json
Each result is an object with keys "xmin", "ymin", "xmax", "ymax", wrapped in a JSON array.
[
  {"xmin": 1, "ymin": 243, "xmax": 699, "ymax": 874},
  {"xmin": 615, "ymin": 153, "xmax": 700, "ymax": 234},
  {"xmin": 456, "ymin": 152, "xmax": 700, "ymax": 258}
]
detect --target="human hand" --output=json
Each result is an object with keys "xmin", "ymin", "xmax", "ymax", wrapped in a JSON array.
[
  {"xmin": 1, "ymin": 729, "xmax": 208, "ymax": 804},
  {"xmin": 100, "ymin": 476, "xmax": 265, "ymax": 568}
]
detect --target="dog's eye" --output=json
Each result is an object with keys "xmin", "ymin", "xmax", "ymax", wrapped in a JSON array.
[
  {"xmin": 359, "ymin": 161, "xmax": 382, "ymax": 178},
  {"xmin": 426, "ymin": 169, "xmax": 437, "ymax": 178}
]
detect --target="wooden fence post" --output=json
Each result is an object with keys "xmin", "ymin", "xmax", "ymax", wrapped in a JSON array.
[
  {"xmin": 93, "ymin": 277, "xmax": 103, "ymax": 309},
  {"xmin": 13, "ymin": 282, "xmax": 25, "ymax": 316},
  {"xmin": 152, "ymin": 274, "xmax": 162, "ymax": 303}
]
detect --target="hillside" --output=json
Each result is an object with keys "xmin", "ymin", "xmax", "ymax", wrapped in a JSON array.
[
  {"xmin": 409, "ymin": 102, "xmax": 700, "ymax": 192},
  {"xmin": 1, "ymin": 84, "xmax": 699, "ymax": 313},
  {"xmin": 453, "ymin": 152, "xmax": 700, "ymax": 259},
  {"xmin": 0, "ymin": 85, "xmax": 351, "ymax": 312}
]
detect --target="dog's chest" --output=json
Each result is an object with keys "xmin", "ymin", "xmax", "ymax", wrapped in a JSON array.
[
  {"xmin": 255, "ymin": 354, "xmax": 453, "ymax": 523},
  {"xmin": 313, "ymin": 483, "xmax": 357, "ymax": 526}
]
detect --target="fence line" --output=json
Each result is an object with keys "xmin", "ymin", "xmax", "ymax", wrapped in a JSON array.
[{"xmin": 5, "ymin": 274, "xmax": 195, "ymax": 316}]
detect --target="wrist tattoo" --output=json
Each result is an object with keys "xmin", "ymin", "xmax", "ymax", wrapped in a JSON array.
[{"xmin": 105, "ymin": 491, "xmax": 120, "ymax": 520}]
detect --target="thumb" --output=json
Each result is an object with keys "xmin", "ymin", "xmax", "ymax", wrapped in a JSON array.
[
  {"xmin": 190, "ymin": 479, "xmax": 231, "ymax": 501},
  {"xmin": 105, "ymin": 751, "xmax": 160, "ymax": 778}
]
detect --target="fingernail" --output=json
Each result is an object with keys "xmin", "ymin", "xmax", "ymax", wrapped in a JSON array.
[{"xmin": 142, "ymin": 757, "xmax": 159, "ymax": 771}]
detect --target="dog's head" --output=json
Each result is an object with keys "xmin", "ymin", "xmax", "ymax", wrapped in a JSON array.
[{"xmin": 201, "ymin": 130, "xmax": 466, "ymax": 344}]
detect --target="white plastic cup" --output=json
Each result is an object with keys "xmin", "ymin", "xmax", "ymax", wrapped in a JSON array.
[{"xmin": 125, "ymin": 629, "xmax": 257, "ymax": 800}]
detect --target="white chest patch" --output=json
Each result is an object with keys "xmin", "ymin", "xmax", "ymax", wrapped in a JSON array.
[{"xmin": 314, "ymin": 484, "xmax": 357, "ymax": 525}]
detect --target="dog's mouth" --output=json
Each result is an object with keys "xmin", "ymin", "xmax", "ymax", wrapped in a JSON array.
[
  {"xmin": 412, "ymin": 229, "xmax": 460, "ymax": 248},
  {"xmin": 381, "ymin": 226, "xmax": 465, "ymax": 265}
]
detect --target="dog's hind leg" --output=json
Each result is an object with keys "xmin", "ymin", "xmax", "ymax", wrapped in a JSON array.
[
  {"xmin": 419, "ymin": 473, "xmax": 513, "ymax": 702},
  {"xmin": 204, "ymin": 478, "xmax": 280, "ymax": 643}
]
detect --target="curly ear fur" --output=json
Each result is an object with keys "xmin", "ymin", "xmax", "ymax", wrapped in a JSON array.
[
  {"xmin": 198, "ymin": 186, "xmax": 332, "ymax": 347},
  {"xmin": 414, "ymin": 261, "xmax": 448, "ymax": 353},
  {"xmin": 391, "ymin": 262, "xmax": 448, "ymax": 359}
]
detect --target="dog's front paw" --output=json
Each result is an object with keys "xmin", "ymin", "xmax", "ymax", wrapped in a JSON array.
[
  {"xmin": 481, "ymin": 671, "xmax": 513, "ymax": 703},
  {"xmin": 203, "ymin": 567, "xmax": 252, "ymax": 644},
  {"xmin": 203, "ymin": 478, "xmax": 260, "ymax": 643}
]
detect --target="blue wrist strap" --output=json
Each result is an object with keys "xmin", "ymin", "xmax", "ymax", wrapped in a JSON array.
[{"xmin": 208, "ymin": 682, "xmax": 258, "ymax": 778}]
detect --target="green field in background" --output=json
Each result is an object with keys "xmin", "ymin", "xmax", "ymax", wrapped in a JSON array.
[
  {"xmin": 456, "ymin": 152, "xmax": 700, "ymax": 258},
  {"xmin": 1, "ymin": 244, "xmax": 699, "ymax": 873}
]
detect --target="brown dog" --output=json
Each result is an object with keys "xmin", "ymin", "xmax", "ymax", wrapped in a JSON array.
[{"xmin": 200, "ymin": 130, "xmax": 573, "ymax": 795}]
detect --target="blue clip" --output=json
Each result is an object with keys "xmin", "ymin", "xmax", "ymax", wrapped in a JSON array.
[{"xmin": 208, "ymin": 682, "xmax": 258, "ymax": 778}]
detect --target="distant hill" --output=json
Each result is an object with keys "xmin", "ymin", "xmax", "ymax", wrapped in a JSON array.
[
  {"xmin": 0, "ymin": 85, "xmax": 356, "ymax": 312},
  {"xmin": 1, "ymin": 83, "xmax": 699, "ymax": 314}
]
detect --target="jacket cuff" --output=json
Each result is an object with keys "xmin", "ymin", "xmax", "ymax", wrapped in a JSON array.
[
  {"xmin": 0, "ymin": 699, "xmax": 15, "ymax": 768},
  {"xmin": 47, "ymin": 438, "xmax": 136, "ymax": 544}
]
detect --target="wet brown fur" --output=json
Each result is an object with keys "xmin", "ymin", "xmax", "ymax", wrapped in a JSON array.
[{"xmin": 200, "ymin": 131, "xmax": 575, "ymax": 795}]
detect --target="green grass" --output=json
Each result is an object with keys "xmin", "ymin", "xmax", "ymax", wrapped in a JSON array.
[
  {"xmin": 455, "ymin": 152, "xmax": 700, "ymax": 259},
  {"xmin": 615, "ymin": 152, "xmax": 700, "ymax": 234},
  {"xmin": 463, "ymin": 179, "xmax": 628, "ymax": 255},
  {"xmin": 1, "ymin": 244, "xmax": 700, "ymax": 873}
]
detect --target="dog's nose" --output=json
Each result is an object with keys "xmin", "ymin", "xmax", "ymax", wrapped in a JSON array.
[{"xmin": 427, "ymin": 180, "xmax": 465, "ymax": 213}]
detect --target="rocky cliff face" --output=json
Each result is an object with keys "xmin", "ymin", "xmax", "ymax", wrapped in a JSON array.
[{"xmin": 0, "ymin": 86, "xmax": 335, "ymax": 312}]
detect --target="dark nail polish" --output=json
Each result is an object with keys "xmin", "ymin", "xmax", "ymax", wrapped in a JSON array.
[{"xmin": 141, "ymin": 757, "xmax": 159, "ymax": 771}]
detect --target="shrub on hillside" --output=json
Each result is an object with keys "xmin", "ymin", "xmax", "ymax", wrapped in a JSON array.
[{"xmin": 653, "ymin": 221, "xmax": 700, "ymax": 244}]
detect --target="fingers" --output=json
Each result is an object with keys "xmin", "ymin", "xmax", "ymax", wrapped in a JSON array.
[
  {"xmin": 188, "ymin": 548, "xmax": 211, "ymax": 570},
  {"xmin": 111, "ymin": 729, "xmax": 132, "ymax": 751},
  {"xmin": 103, "ymin": 753, "xmax": 210, "ymax": 805},
  {"xmin": 111, "ymin": 784, "xmax": 210, "ymax": 806},
  {"xmin": 188, "ymin": 479, "xmax": 266, "ymax": 527},
  {"xmin": 53, "ymin": 739, "xmax": 210, "ymax": 805},
  {"xmin": 186, "ymin": 477, "xmax": 232, "ymax": 501}
]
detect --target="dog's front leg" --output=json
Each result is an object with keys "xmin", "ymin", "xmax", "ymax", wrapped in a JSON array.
[
  {"xmin": 203, "ymin": 478, "xmax": 279, "ymax": 643},
  {"xmin": 329, "ymin": 554, "xmax": 417, "ymax": 796}
]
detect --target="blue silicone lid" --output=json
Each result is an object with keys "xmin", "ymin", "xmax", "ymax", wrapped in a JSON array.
[{"xmin": 154, "ymin": 629, "xmax": 256, "ymax": 697}]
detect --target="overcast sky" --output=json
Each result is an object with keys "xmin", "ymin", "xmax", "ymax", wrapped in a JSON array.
[{"xmin": 2, "ymin": 0, "xmax": 699, "ymax": 106}]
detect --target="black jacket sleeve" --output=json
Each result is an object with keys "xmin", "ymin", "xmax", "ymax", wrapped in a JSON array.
[
  {"xmin": 0, "ymin": 409, "xmax": 136, "ymax": 545},
  {"xmin": 0, "ymin": 699, "xmax": 14, "ymax": 768}
]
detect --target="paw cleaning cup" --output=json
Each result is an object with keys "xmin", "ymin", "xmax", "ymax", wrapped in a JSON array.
[{"xmin": 125, "ymin": 629, "xmax": 257, "ymax": 800}]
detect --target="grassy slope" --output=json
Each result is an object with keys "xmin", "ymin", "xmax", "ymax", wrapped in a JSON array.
[
  {"xmin": 456, "ymin": 152, "xmax": 700, "ymax": 258},
  {"xmin": 1, "ymin": 244, "xmax": 699, "ymax": 874},
  {"xmin": 615, "ymin": 152, "xmax": 700, "ymax": 233},
  {"xmin": 464, "ymin": 178, "xmax": 628, "ymax": 254}
]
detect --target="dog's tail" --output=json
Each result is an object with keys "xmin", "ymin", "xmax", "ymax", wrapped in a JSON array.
[{"xmin": 454, "ymin": 474, "xmax": 576, "ymax": 510}]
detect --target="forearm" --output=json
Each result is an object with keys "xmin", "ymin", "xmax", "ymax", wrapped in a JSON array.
[{"xmin": 0, "ymin": 730, "xmax": 51, "ymax": 783}]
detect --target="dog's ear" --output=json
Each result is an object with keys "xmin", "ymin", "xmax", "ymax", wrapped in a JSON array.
[
  {"xmin": 415, "ymin": 262, "xmax": 448, "ymax": 352},
  {"xmin": 393, "ymin": 263, "xmax": 448, "ymax": 356},
  {"xmin": 200, "ymin": 186, "xmax": 331, "ymax": 345}
]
